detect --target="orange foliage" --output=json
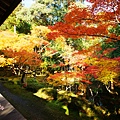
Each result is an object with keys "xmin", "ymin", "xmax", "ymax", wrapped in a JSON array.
[
  {"xmin": 2, "ymin": 49, "xmax": 41, "ymax": 66},
  {"xmin": 47, "ymin": 1, "xmax": 120, "ymax": 42}
]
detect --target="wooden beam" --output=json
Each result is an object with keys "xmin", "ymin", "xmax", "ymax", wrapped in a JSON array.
[
  {"xmin": 0, "ymin": 5, "xmax": 6, "ymax": 12},
  {"xmin": 1, "ymin": 0, "xmax": 10, "ymax": 6},
  {"xmin": 0, "ymin": 11, "xmax": 3, "ymax": 16},
  {"xmin": 0, "ymin": 0, "xmax": 22, "ymax": 26}
]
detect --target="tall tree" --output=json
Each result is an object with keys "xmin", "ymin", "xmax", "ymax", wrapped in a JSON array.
[
  {"xmin": 17, "ymin": 0, "xmax": 85, "ymax": 26},
  {"xmin": 46, "ymin": 1, "xmax": 120, "ymax": 91}
]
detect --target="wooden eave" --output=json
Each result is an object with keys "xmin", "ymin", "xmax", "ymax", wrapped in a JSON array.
[{"xmin": 0, "ymin": 0, "xmax": 22, "ymax": 26}]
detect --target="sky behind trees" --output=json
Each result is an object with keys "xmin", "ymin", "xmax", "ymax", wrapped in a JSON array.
[{"xmin": 22, "ymin": 0, "xmax": 34, "ymax": 8}]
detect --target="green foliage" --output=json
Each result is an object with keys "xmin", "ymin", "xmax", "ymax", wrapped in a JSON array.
[
  {"xmin": 0, "ymin": 14, "xmax": 16, "ymax": 31},
  {"xmin": 26, "ymin": 78, "xmax": 47, "ymax": 92},
  {"xmin": 106, "ymin": 24, "xmax": 120, "ymax": 58},
  {"xmin": 16, "ymin": 0, "xmax": 68, "ymax": 26},
  {"xmin": 16, "ymin": 20, "xmax": 31, "ymax": 34},
  {"xmin": 66, "ymin": 38, "xmax": 83, "ymax": 50},
  {"xmin": 109, "ymin": 24, "xmax": 120, "ymax": 36},
  {"xmin": 101, "ymin": 40, "xmax": 120, "ymax": 58},
  {"xmin": 115, "ymin": 24, "xmax": 120, "ymax": 36},
  {"xmin": 109, "ymin": 46, "xmax": 120, "ymax": 58}
]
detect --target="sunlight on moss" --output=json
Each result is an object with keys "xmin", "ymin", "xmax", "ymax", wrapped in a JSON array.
[
  {"xmin": 62, "ymin": 105, "xmax": 69, "ymax": 115},
  {"xmin": 6, "ymin": 77, "xmax": 20, "ymax": 84},
  {"xmin": 86, "ymin": 107, "xmax": 94, "ymax": 117},
  {"xmin": 33, "ymin": 87, "xmax": 54, "ymax": 101},
  {"xmin": 94, "ymin": 105, "xmax": 110, "ymax": 116},
  {"xmin": 57, "ymin": 90, "xmax": 78, "ymax": 101}
]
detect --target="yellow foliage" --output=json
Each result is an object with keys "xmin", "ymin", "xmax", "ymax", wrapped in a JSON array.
[
  {"xmin": 12, "ymin": 37, "xmax": 35, "ymax": 52},
  {"xmin": 55, "ymin": 36, "xmax": 66, "ymax": 50},
  {"xmin": 0, "ymin": 55, "xmax": 14, "ymax": 67},
  {"xmin": 31, "ymin": 26, "xmax": 51, "ymax": 39},
  {"xmin": 54, "ymin": 37, "xmax": 74, "ymax": 58},
  {"xmin": 62, "ymin": 105, "xmax": 69, "ymax": 115},
  {"xmin": 94, "ymin": 105, "xmax": 110, "ymax": 116},
  {"xmin": 82, "ymin": 37, "xmax": 101, "ymax": 49},
  {"xmin": 0, "ymin": 56, "xmax": 6, "ymax": 67},
  {"xmin": 0, "ymin": 31, "xmax": 33, "ymax": 51},
  {"xmin": 0, "ymin": 31, "xmax": 18, "ymax": 50},
  {"xmin": 84, "ymin": 57, "xmax": 119, "ymax": 84},
  {"xmin": 0, "ymin": 30, "xmax": 49, "ymax": 53},
  {"xmin": 97, "ymin": 70, "xmax": 118, "ymax": 84},
  {"xmin": 34, "ymin": 88, "xmax": 54, "ymax": 101}
]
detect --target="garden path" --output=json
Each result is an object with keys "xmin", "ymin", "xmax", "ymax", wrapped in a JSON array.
[
  {"xmin": 0, "ymin": 93, "xmax": 26, "ymax": 120},
  {"xmin": 0, "ymin": 82, "xmax": 74, "ymax": 120}
]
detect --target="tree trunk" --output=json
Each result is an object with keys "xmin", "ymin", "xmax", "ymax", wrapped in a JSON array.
[{"xmin": 21, "ymin": 72, "xmax": 27, "ymax": 87}]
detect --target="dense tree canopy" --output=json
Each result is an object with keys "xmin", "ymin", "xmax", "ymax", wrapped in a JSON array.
[
  {"xmin": 15, "ymin": 0, "xmax": 69, "ymax": 26},
  {"xmin": 46, "ymin": 0, "xmax": 120, "ymax": 86},
  {"xmin": 0, "ymin": 0, "xmax": 120, "ymax": 91}
]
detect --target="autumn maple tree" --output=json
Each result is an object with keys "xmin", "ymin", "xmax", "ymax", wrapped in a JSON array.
[
  {"xmin": 44, "ymin": 2, "xmax": 120, "ymax": 117},
  {"xmin": 46, "ymin": 0, "xmax": 120, "ymax": 93},
  {"xmin": 0, "ymin": 26, "xmax": 51, "ymax": 72},
  {"xmin": 0, "ymin": 30, "xmax": 46, "ymax": 86}
]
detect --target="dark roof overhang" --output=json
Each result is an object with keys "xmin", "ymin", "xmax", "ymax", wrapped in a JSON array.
[{"xmin": 0, "ymin": 0, "xmax": 22, "ymax": 26}]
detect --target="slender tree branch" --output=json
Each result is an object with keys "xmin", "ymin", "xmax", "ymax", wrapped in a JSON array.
[{"xmin": 61, "ymin": 30, "xmax": 119, "ymax": 41}]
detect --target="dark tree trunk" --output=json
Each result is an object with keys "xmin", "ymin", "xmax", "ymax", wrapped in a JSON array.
[{"xmin": 21, "ymin": 72, "xmax": 27, "ymax": 87}]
